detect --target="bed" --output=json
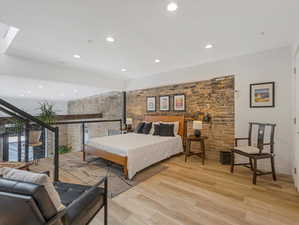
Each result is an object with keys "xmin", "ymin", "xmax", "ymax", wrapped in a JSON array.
[{"xmin": 83, "ymin": 115, "xmax": 185, "ymax": 179}]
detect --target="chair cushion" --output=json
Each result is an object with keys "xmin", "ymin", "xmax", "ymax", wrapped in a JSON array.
[
  {"xmin": 234, "ymin": 146, "xmax": 260, "ymax": 154},
  {"xmin": 2, "ymin": 168, "xmax": 65, "ymax": 211}
]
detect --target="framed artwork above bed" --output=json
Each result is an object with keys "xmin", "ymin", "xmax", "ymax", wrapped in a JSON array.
[
  {"xmin": 173, "ymin": 94, "xmax": 186, "ymax": 111},
  {"xmin": 146, "ymin": 96, "xmax": 156, "ymax": 112},
  {"xmin": 159, "ymin": 95, "xmax": 170, "ymax": 111}
]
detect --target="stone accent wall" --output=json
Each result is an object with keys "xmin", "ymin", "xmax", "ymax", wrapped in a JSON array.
[
  {"xmin": 67, "ymin": 92, "xmax": 123, "ymax": 152},
  {"xmin": 127, "ymin": 75, "xmax": 235, "ymax": 157}
]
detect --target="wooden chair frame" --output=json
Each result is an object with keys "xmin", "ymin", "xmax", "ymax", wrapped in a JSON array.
[{"xmin": 230, "ymin": 122, "xmax": 277, "ymax": 185}]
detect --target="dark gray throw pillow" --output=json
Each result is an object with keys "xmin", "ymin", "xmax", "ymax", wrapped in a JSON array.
[
  {"xmin": 153, "ymin": 124, "xmax": 160, "ymax": 136},
  {"xmin": 142, "ymin": 122, "xmax": 152, "ymax": 134},
  {"xmin": 159, "ymin": 123, "xmax": 175, "ymax": 137},
  {"xmin": 135, "ymin": 122, "xmax": 145, "ymax": 133}
]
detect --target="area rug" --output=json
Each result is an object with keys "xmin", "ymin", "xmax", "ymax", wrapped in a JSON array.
[{"xmin": 57, "ymin": 154, "xmax": 168, "ymax": 198}]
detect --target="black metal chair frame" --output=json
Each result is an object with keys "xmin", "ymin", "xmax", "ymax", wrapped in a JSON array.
[
  {"xmin": 50, "ymin": 176, "xmax": 108, "ymax": 225},
  {"xmin": 230, "ymin": 122, "xmax": 277, "ymax": 185}
]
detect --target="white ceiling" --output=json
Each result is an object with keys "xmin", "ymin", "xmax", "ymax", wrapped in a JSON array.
[
  {"xmin": 1, "ymin": 0, "xmax": 299, "ymax": 80},
  {"xmin": 0, "ymin": 75, "xmax": 110, "ymax": 100}
]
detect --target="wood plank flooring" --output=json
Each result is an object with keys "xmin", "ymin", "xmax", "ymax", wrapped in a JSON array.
[{"xmin": 31, "ymin": 153, "xmax": 299, "ymax": 225}]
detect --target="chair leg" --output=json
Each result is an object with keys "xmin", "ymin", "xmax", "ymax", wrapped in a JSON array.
[
  {"xmin": 249, "ymin": 158, "xmax": 253, "ymax": 171},
  {"xmin": 270, "ymin": 156, "xmax": 277, "ymax": 181},
  {"xmin": 230, "ymin": 150, "xmax": 235, "ymax": 173},
  {"xmin": 253, "ymin": 158, "xmax": 257, "ymax": 185}
]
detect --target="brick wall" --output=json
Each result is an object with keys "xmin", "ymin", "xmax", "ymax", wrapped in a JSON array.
[
  {"xmin": 67, "ymin": 92, "xmax": 123, "ymax": 151},
  {"xmin": 127, "ymin": 75, "xmax": 235, "ymax": 157}
]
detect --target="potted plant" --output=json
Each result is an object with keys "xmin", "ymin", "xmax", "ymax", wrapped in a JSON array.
[
  {"xmin": 29, "ymin": 102, "xmax": 57, "ymax": 146},
  {"xmin": 38, "ymin": 101, "xmax": 57, "ymax": 125}
]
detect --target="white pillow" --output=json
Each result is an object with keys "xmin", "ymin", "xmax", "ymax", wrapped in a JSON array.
[
  {"xmin": 161, "ymin": 121, "xmax": 179, "ymax": 135},
  {"xmin": 3, "ymin": 168, "xmax": 65, "ymax": 211}
]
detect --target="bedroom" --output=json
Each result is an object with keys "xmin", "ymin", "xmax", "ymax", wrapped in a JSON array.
[{"xmin": 1, "ymin": 1, "xmax": 299, "ymax": 225}]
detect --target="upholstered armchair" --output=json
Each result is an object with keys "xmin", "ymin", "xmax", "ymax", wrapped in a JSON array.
[{"xmin": 0, "ymin": 175, "xmax": 108, "ymax": 225}]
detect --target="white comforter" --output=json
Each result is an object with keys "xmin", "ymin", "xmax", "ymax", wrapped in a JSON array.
[{"xmin": 87, "ymin": 133, "xmax": 183, "ymax": 179}]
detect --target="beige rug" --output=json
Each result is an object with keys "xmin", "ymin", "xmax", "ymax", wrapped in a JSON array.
[{"xmin": 53, "ymin": 154, "xmax": 168, "ymax": 198}]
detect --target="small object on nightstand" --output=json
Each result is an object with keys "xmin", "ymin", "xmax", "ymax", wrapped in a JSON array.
[
  {"xmin": 185, "ymin": 135, "xmax": 208, "ymax": 165},
  {"xmin": 126, "ymin": 118, "xmax": 133, "ymax": 130},
  {"xmin": 193, "ymin": 120, "xmax": 202, "ymax": 137}
]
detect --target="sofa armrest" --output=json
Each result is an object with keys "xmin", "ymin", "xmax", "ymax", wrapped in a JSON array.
[{"xmin": 63, "ymin": 186, "xmax": 105, "ymax": 225}]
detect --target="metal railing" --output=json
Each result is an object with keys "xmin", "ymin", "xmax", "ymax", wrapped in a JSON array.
[{"xmin": 0, "ymin": 98, "xmax": 59, "ymax": 181}]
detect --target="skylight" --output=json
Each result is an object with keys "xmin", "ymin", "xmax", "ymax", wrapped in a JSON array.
[{"xmin": 0, "ymin": 22, "xmax": 19, "ymax": 54}]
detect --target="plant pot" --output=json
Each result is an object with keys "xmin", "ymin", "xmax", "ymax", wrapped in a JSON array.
[{"xmin": 29, "ymin": 130, "xmax": 42, "ymax": 146}]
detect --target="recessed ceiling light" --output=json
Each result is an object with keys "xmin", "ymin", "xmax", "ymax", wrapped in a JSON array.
[
  {"xmin": 106, "ymin": 36, "xmax": 115, "ymax": 42},
  {"xmin": 121, "ymin": 68, "xmax": 127, "ymax": 72},
  {"xmin": 167, "ymin": 2, "xmax": 178, "ymax": 12},
  {"xmin": 73, "ymin": 54, "xmax": 81, "ymax": 59},
  {"xmin": 205, "ymin": 44, "xmax": 213, "ymax": 49},
  {"xmin": 73, "ymin": 89, "xmax": 78, "ymax": 93},
  {"xmin": 155, "ymin": 59, "xmax": 161, "ymax": 63},
  {"xmin": 38, "ymin": 85, "xmax": 43, "ymax": 89}
]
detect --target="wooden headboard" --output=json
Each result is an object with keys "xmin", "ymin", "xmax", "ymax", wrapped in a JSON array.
[{"xmin": 144, "ymin": 115, "xmax": 185, "ymax": 137}]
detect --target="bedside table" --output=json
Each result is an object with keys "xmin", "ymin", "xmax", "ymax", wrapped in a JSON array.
[{"xmin": 185, "ymin": 135, "xmax": 208, "ymax": 165}]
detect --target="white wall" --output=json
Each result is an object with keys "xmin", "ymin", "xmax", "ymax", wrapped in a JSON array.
[
  {"xmin": 0, "ymin": 96, "xmax": 68, "ymax": 116},
  {"xmin": 127, "ymin": 46, "xmax": 293, "ymax": 175}
]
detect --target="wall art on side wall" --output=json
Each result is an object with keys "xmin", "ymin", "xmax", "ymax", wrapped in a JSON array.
[
  {"xmin": 173, "ymin": 94, "xmax": 186, "ymax": 111},
  {"xmin": 146, "ymin": 96, "xmax": 156, "ymax": 112},
  {"xmin": 250, "ymin": 82, "xmax": 275, "ymax": 108},
  {"xmin": 159, "ymin": 95, "xmax": 170, "ymax": 111}
]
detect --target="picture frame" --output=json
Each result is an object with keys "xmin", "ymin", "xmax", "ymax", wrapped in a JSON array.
[
  {"xmin": 159, "ymin": 95, "xmax": 170, "ymax": 111},
  {"xmin": 250, "ymin": 82, "xmax": 275, "ymax": 108},
  {"xmin": 146, "ymin": 96, "xmax": 156, "ymax": 112},
  {"xmin": 173, "ymin": 94, "xmax": 186, "ymax": 111}
]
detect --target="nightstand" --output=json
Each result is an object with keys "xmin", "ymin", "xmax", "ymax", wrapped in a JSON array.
[{"xmin": 185, "ymin": 135, "xmax": 208, "ymax": 165}]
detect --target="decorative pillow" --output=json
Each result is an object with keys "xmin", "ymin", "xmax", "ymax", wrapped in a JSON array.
[
  {"xmin": 161, "ymin": 121, "xmax": 179, "ymax": 135},
  {"xmin": 142, "ymin": 122, "xmax": 152, "ymax": 134},
  {"xmin": 153, "ymin": 124, "xmax": 160, "ymax": 136},
  {"xmin": 3, "ymin": 168, "xmax": 65, "ymax": 211},
  {"xmin": 135, "ymin": 122, "xmax": 145, "ymax": 133},
  {"xmin": 159, "ymin": 123, "xmax": 175, "ymax": 137},
  {"xmin": 149, "ymin": 122, "xmax": 160, "ymax": 135}
]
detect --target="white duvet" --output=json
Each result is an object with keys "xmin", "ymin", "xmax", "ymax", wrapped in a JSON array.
[{"xmin": 87, "ymin": 133, "xmax": 183, "ymax": 179}]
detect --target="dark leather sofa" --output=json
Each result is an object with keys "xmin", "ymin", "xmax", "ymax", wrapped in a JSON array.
[{"xmin": 0, "ymin": 176, "xmax": 108, "ymax": 225}]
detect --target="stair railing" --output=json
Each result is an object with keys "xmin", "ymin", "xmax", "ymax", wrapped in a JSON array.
[{"xmin": 0, "ymin": 98, "xmax": 60, "ymax": 181}]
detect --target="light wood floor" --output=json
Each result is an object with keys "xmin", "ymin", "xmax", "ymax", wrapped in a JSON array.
[{"xmin": 32, "ymin": 153, "xmax": 299, "ymax": 225}]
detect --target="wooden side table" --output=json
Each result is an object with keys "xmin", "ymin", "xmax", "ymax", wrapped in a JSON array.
[{"xmin": 185, "ymin": 135, "xmax": 208, "ymax": 165}]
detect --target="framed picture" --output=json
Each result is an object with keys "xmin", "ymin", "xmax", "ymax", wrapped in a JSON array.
[
  {"xmin": 250, "ymin": 82, "xmax": 275, "ymax": 108},
  {"xmin": 173, "ymin": 94, "xmax": 186, "ymax": 111},
  {"xmin": 146, "ymin": 96, "xmax": 156, "ymax": 112},
  {"xmin": 159, "ymin": 95, "xmax": 170, "ymax": 111}
]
